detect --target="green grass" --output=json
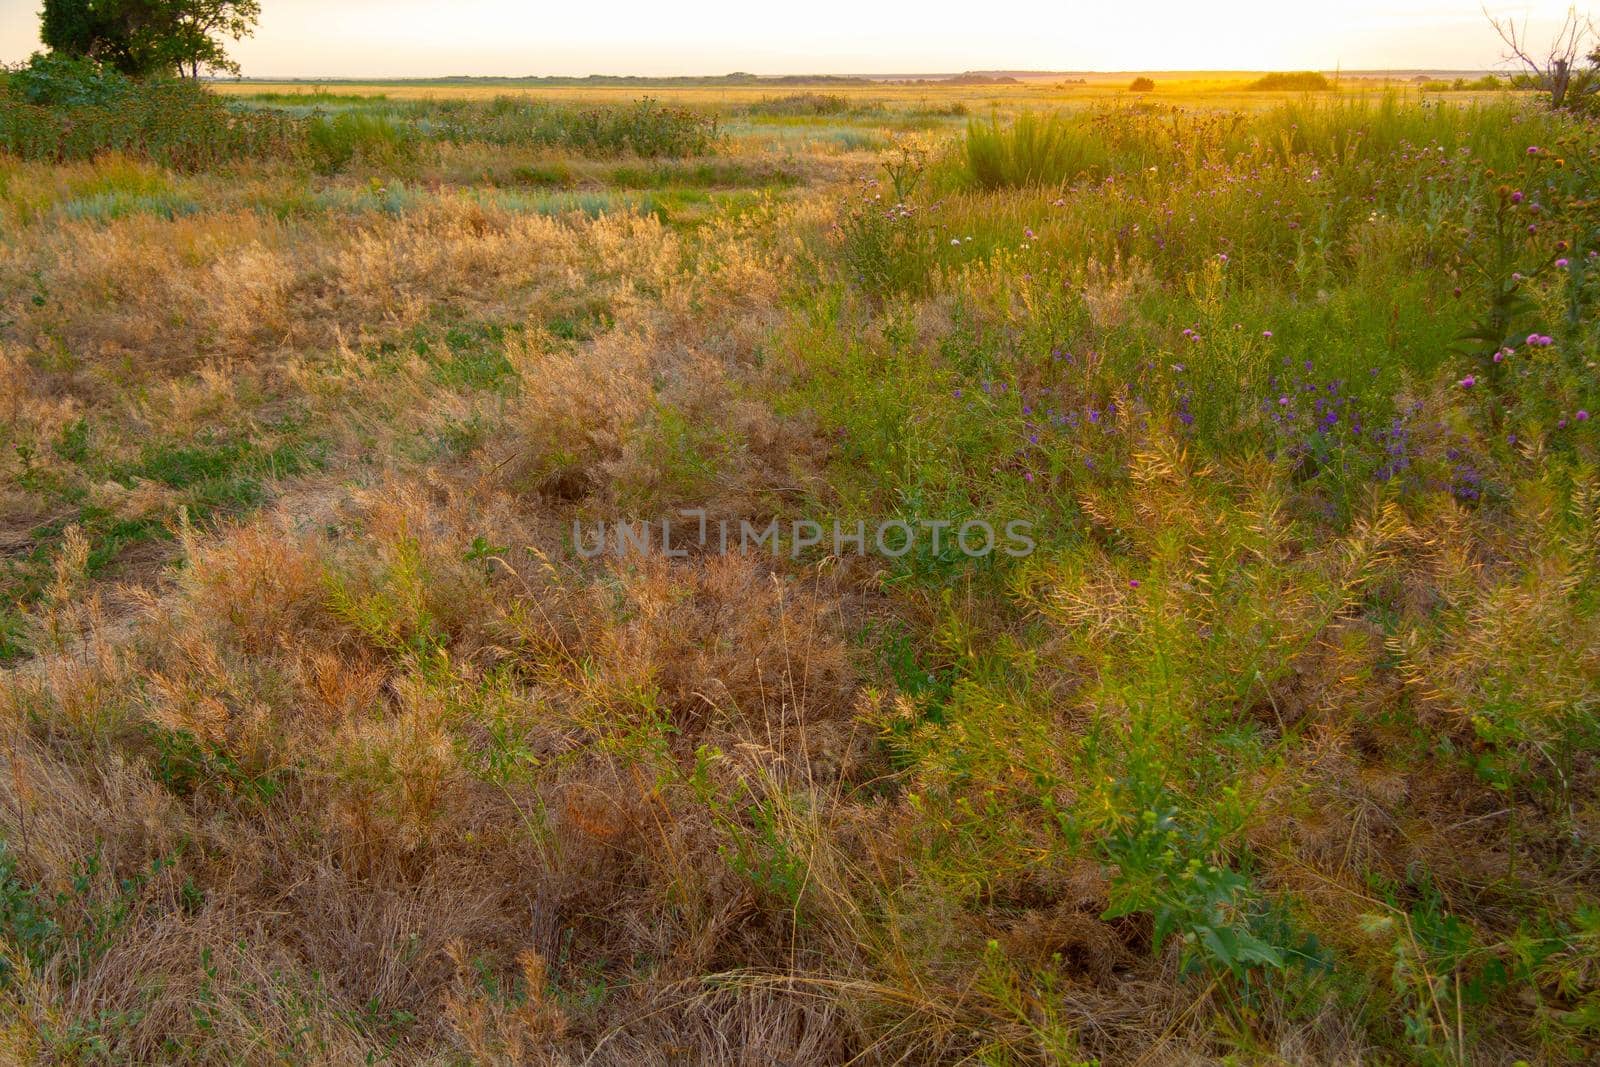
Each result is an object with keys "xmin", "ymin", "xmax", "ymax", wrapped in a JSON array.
[
  {"xmin": 959, "ymin": 110, "xmax": 1104, "ymax": 190},
  {"xmin": 1, "ymin": 424, "xmax": 323, "ymax": 663},
  {"xmin": 56, "ymin": 190, "xmax": 202, "ymax": 223},
  {"xmin": 778, "ymin": 92, "xmax": 1600, "ymax": 1061}
]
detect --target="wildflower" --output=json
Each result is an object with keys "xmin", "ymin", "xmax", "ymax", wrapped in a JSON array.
[
  {"xmin": 1217, "ymin": 253, "xmax": 1229, "ymax": 263},
  {"xmin": 1493, "ymin": 349, "xmax": 1505, "ymax": 363},
  {"xmin": 1459, "ymin": 375, "xmax": 1476, "ymax": 388},
  {"xmin": 1510, "ymin": 190, "xmax": 1524, "ymax": 204},
  {"xmin": 1262, "ymin": 330, "xmax": 1273, "ymax": 339},
  {"xmin": 1023, "ymin": 227, "xmax": 1035, "ymax": 240},
  {"xmin": 953, "ymin": 388, "xmax": 963, "ymax": 398},
  {"xmin": 950, "ymin": 238, "xmax": 961, "ymax": 246},
  {"xmin": 1556, "ymin": 258, "xmax": 1570, "ymax": 268},
  {"xmin": 1579, "ymin": 410, "xmax": 1591, "ymax": 422},
  {"xmin": 1279, "ymin": 396, "xmax": 1290, "ymax": 406},
  {"xmin": 1024, "ymin": 471, "xmax": 1035, "ymax": 482},
  {"xmin": 1527, "ymin": 145, "xmax": 1540, "ymax": 155},
  {"xmin": 1128, "ymin": 579, "xmax": 1140, "ymax": 589}
]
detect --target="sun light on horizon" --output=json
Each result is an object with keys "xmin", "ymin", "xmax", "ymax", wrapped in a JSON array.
[{"xmin": 0, "ymin": 1, "xmax": 1590, "ymax": 78}]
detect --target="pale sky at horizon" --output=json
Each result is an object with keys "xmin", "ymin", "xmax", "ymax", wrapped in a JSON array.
[{"xmin": 0, "ymin": 2, "xmax": 1589, "ymax": 78}]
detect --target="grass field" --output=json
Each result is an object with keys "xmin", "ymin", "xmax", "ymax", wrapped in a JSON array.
[{"xmin": 1, "ymin": 74, "xmax": 1598, "ymax": 1064}]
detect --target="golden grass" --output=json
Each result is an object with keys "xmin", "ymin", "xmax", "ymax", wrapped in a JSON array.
[{"xmin": 0, "ymin": 83, "xmax": 1594, "ymax": 1064}]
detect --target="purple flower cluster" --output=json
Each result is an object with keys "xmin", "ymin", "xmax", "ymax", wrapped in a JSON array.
[{"xmin": 1263, "ymin": 359, "xmax": 1365, "ymax": 452}]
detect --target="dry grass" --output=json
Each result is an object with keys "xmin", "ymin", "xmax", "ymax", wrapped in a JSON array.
[{"xmin": 1, "ymin": 80, "xmax": 1597, "ymax": 1065}]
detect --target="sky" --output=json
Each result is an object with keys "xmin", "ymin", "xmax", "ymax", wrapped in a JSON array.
[{"xmin": 0, "ymin": 2, "xmax": 1590, "ymax": 77}]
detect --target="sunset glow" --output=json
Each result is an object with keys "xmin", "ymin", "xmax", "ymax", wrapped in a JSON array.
[{"xmin": 0, "ymin": 0, "xmax": 1589, "ymax": 75}]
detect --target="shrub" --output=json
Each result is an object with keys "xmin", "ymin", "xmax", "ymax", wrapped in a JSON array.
[
  {"xmin": 0, "ymin": 79, "xmax": 299, "ymax": 169},
  {"xmin": 4, "ymin": 52, "xmax": 132, "ymax": 107},
  {"xmin": 745, "ymin": 92, "xmax": 853, "ymax": 116},
  {"xmin": 432, "ymin": 96, "xmax": 718, "ymax": 157},
  {"xmin": 1129, "ymin": 77, "xmax": 1156, "ymax": 92},
  {"xmin": 1249, "ymin": 71, "xmax": 1334, "ymax": 91}
]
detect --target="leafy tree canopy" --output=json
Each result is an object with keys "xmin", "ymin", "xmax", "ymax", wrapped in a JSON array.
[{"xmin": 39, "ymin": 0, "xmax": 260, "ymax": 79}]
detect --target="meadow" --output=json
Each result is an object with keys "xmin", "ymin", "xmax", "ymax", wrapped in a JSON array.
[{"xmin": 0, "ymin": 70, "xmax": 1598, "ymax": 1065}]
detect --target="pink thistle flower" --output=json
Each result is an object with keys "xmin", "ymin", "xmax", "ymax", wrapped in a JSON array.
[
  {"xmin": 1459, "ymin": 375, "xmax": 1476, "ymax": 388},
  {"xmin": 1578, "ymin": 410, "xmax": 1591, "ymax": 422}
]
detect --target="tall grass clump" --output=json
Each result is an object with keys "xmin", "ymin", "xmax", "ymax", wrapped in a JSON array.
[
  {"xmin": 960, "ymin": 110, "xmax": 1099, "ymax": 190},
  {"xmin": 304, "ymin": 111, "xmax": 418, "ymax": 174}
]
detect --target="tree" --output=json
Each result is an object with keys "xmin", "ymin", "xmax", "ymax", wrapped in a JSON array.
[
  {"xmin": 159, "ymin": 0, "xmax": 262, "ymax": 78},
  {"xmin": 1129, "ymin": 77, "xmax": 1155, "ymax": 92},
  {"xmin": 1484, "ymin": 4, "xmax": 1599, "ymax": 110},
  {"xmin": 41, "ymin": 0, "xmax": 169, "ymax": 77},
  {"xmin": 37, "ymin": 0, "xmax": 259, "ymax": 80}
]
